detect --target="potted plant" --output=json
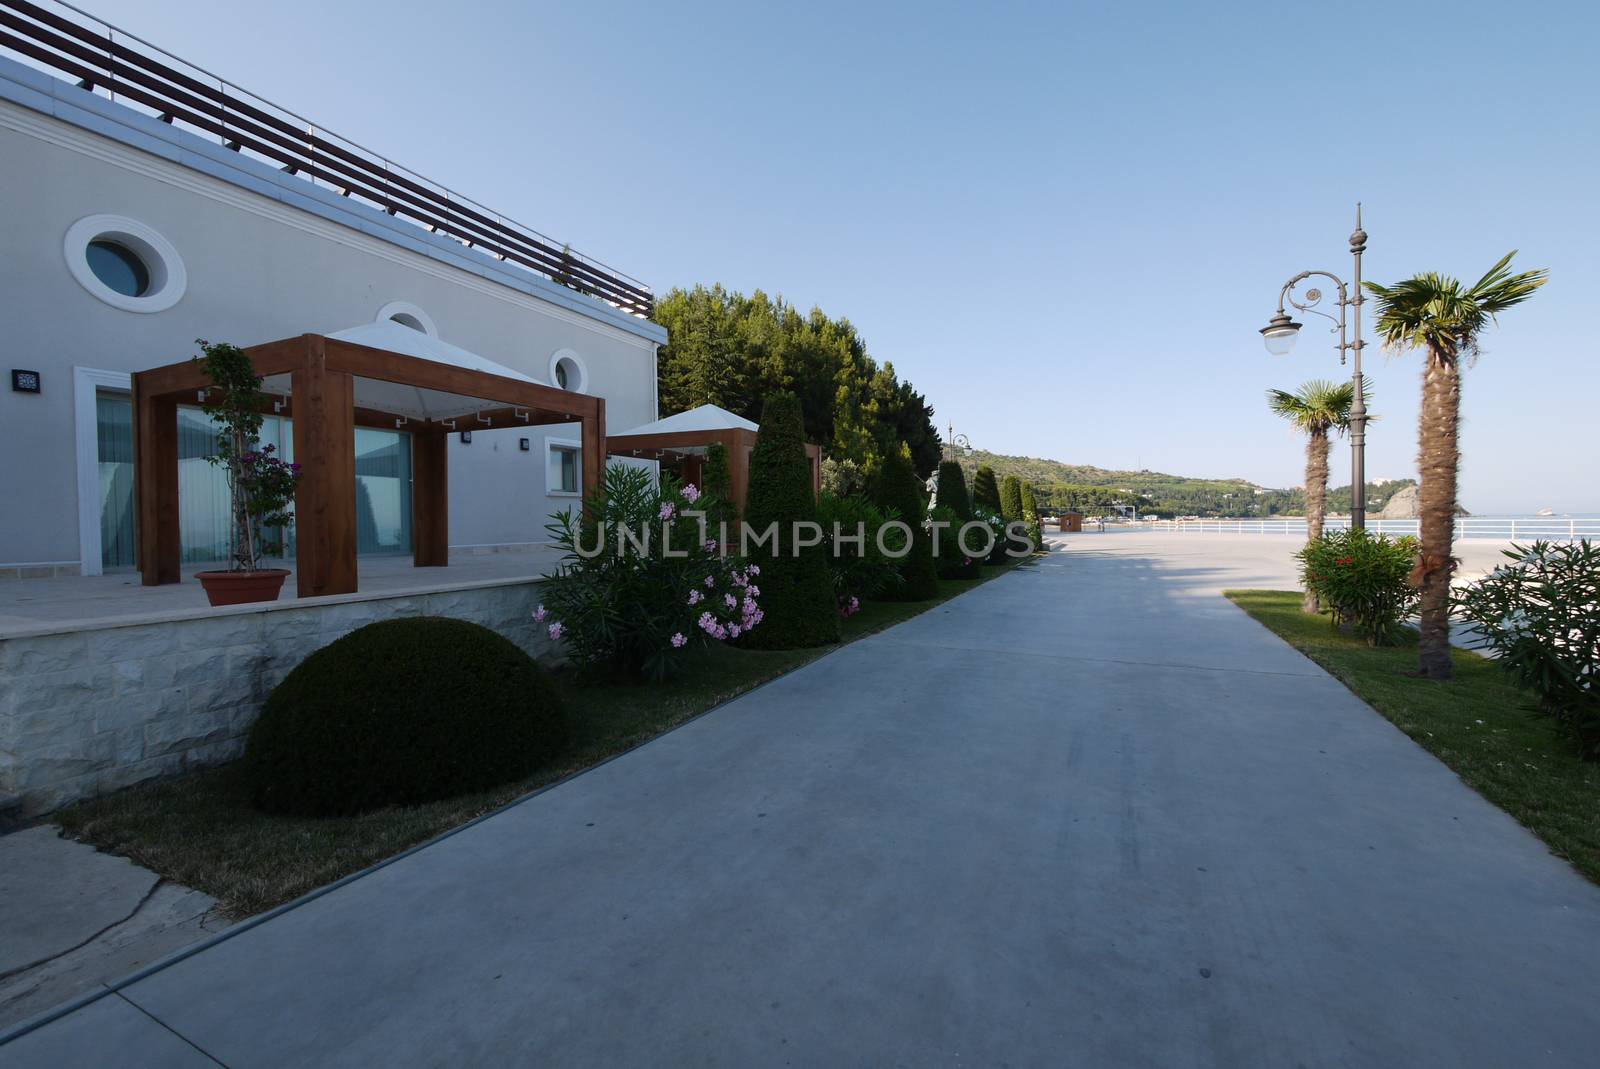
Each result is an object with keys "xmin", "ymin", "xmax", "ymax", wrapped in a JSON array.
[{"xmin": 193, "ymin": 339, "xmax": 300, "ymax": 606}]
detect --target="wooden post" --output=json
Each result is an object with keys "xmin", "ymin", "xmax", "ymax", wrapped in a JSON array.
[
  {"xmin": 412, "ymin": 430, "xmax": 449, "ymax": 567},
  {"xmin": 580, "ymin": 397, "xmax": 606, "ymax": 504},
  {"xmin": 132, "ymin": 377, "xmax": 181, "ymax": 585},
  {"xmin": 291, "ymin": 338, "xmax": 358, "ymax": 597}
]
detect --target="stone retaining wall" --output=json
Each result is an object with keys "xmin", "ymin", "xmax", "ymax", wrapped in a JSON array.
[{"xmin": 0, "ymin": 579, "xmax": 553, "ymax": 819}]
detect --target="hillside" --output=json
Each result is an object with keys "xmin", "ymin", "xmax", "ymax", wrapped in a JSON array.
[{"xmin": 957, "ymin": 449, "xmax": 1418, "ymax": 518}]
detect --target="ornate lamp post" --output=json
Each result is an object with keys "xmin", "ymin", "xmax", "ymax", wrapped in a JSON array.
[
  {"xmin": 945, "ymin": 424, "xmax": 972, "ymax": 462},
  {"xmin": 1259, "ymin": 206, "xmax": 1371, "ymax": 529}
]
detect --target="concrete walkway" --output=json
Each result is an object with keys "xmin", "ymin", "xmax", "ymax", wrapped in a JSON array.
[{"xmin": 6, "ymin": 534, "xmax": 1599, "ymax": 1066}]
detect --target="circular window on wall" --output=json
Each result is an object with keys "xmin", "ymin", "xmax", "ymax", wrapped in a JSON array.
[
  {"xmin": 375, "ymin": 300, "xmax": 438, "ymax": 337},
  {"xmin": 549, "ymin": 349, "xmax": 587, "ymax": 393},
  {"xmin": 64, "ymin": 215, "xmax": 187, "ymax": 313}
]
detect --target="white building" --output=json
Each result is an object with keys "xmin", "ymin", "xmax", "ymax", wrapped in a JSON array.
[{"xmin": 0, "ymin": 12, "xmax": 665, "ymax": 579}]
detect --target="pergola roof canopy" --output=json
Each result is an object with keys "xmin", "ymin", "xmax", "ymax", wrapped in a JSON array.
[
  {"xmin": 617, "ymin": 403, "xmax": 757, "ymax": 437},
  {"xmin": 258, "ymin": 320, "xmax": 548, "ymax": 423}
]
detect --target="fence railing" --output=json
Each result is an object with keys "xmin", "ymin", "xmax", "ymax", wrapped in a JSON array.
[
  {"xmin": 0, "ymin": 0, "xmax": 654, "ymax": 317},
  {"xmin": 1132, "ymin": 518, "xmax": 1600, "ymax": 541}
]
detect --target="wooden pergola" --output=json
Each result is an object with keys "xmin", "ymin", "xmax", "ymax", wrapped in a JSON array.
[
  {"xmin": 132, "ymin": 332, "xmax": 605, "ymax": 598},
  {"xmin": 605, "ymin": 425, "xmax": 820, "ymax": 510}
]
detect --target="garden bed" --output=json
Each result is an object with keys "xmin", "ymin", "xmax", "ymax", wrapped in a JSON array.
[
  {"xmin": 56, "ymin": 558, "xmax": 1034, "ymax": 917},
  {"xmin": 1226, "ymin": 589, "xmax": 1600, "ymax": 885}
]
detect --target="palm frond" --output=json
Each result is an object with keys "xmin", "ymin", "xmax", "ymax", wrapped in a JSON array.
[
  {"xmin": 1363, "ymin": 251, "xmax": 1546, "ymax": 358},
  {"xmin": 1266, "ymin": 379, "xmax": 1358, "ymax": 434}
]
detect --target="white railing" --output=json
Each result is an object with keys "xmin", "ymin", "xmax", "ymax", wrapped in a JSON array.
[{"xmin": 1133, "ymin": 517, "xmax": 1600, "ymax": 541}]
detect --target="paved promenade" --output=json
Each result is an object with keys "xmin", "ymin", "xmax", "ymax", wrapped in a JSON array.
[{"xmin": 6, "ymin": 533, "xmax": 1598, "ymax": 1066}]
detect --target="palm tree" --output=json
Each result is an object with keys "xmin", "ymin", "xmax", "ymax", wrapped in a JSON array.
[
  {"xmin": 1266, "ymin": 380, "xmax": 1358, "ymax": 612},
  {"xmin": 1366, "ymin": 251, "xmax": 1547, "ymax": 679}
]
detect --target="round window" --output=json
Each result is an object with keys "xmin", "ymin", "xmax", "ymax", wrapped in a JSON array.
[
  {"xmin": 64, "ymin": 215, "xmax": 186, "ymax": 313},
  {"xmin": 86, "ymin": 239, "xmax": 151, "ymax": 298},
  {"xmin": 548, "ymin": 349, "xmax": 587, "ymax": 393}
]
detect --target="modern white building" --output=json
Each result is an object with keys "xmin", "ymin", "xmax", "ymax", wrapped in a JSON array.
[{"xmin": 0, "ymin": 6, "xmax": 665, "ymax": 580}]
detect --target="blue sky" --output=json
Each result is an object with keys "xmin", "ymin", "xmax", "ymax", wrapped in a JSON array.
[{"xmin": 111, "ymin": 0, "xmax": 1599, "ymax": 512}]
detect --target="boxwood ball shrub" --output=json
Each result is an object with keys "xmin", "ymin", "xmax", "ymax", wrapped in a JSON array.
[
  {"xmin": 872, "ymin": 442, "xmax": 939, "ymax": 600},
  {"xmin": 740, "ymin": 392, "xmax": 840, "ymax": 648},
  {"xmin": 1296, "ymin": 528, "xmax": 1421, "ymax": 646},
  {"xmin": 243, "ymin": 617, "xmax": 566, "ymax": 816}
]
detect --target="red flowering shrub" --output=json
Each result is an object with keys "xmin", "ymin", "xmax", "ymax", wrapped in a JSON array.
[{"xmin": 1296, "ymin": 528, "xmax": 1421, "ymax": 645}]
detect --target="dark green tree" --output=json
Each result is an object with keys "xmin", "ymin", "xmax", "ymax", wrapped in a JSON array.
[
  {"xmin": 1020, "ymin": 482, "xmax": 1042, "ymax": 551},
  {"xmin": 740, "ymin": 393, "xmax": 839, "ymax": 648},
  {"xmin": 999, "ymin": 475, "xmax": 1023, "ymax": 522},
  {"xmin": 871, "ymin": 442, "xmax": 939, "ymax": 600},
  {"xmin": 972, "ymin": 465, "xmax": 1002, "ymax": 515},
  {"xmin": 936, "ymin": 461, "xmax": 973, "ymax": 519},
  {"xmin": 935, "ymin": 461, "xmax": 979, "ymax": 578},
  {"xmin": 701, "ymin": 440, "xmax": 737, "ymax": 538}
]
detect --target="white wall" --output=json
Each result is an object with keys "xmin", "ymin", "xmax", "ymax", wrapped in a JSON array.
[{"xmin": 0, "ymin": 90, "xmax": 660, "ymax": 568}]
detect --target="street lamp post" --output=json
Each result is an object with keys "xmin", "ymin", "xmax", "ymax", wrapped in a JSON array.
[
  {"xmin": 1259, "ymin": 206, "xmax": 1371, "ymax": 530},
  {"xmin": 945, "ymin": 424, "xmax": 972, "ymax": 462}
]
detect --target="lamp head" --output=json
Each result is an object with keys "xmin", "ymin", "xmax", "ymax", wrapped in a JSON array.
[{"xmin": 1259, "ymin": 312, "xmax": 1302, "ymax": 356}]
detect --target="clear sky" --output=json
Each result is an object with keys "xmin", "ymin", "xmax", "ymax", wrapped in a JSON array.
[{"xmin": 106, "ymin": 0, "xmax": 1599, "ymax": 512}]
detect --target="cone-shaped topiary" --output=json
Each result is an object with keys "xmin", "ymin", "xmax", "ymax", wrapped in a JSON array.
[
  {"xmin": 242, "ymin": 617, "xmax": 567, "ymax": 816},
  {"xmin": 701, "ymin": 440, "xmax": 737, "ymax": 539},
  {"xmin": 972, "ymin": 466, "xmax": 1002, "ymax": 515},
  {"xmin": 1020, "ymin": 482, "xmax": 1043, "ymax": 551},
  {"xmin": 740, "ymin": 393, "xmax": 840, "ymax": 647},
  {"xmin": 872, "ymin": 442, "xmax": 939, "ymax": 600},
  {"xmin": 1000, "ymin": 474, "xmax": 1023, "ymax": 521},
  {"xmin": 936, "ymin": 461, "xmax": 973, "ymax": 519},
  {"xmin": 934, "ymin": 461, "xmax": 980, "ymax": 579}
]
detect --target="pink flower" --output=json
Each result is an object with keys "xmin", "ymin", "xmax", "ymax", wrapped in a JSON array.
[
  {"xmin": 743, "ymin": 597, "xmax": 758, "ymax": 615},
  {"xmin": 724, "ymin": 592, "xmax": 737, "ymax": 609},
  {"xmin": 705, "ymin": 539, "xmax": 719, "ymax": 552},
  {"xmin": 746, "ymin": 584, "xmax": 760, "ymax": 598},
  {"xmin": 659, "ymin": 501, "xmax": 677, "ymax": 521},
  {"xmin": 682, "ymin": 483, "xmax": 701, "ymax": 503},
  {"xmin": 547, "ymin": 622, "xmax": 564, "ymax": 641},
  {"xmin": 747, "ymin": 564, "xmax": 760, "ymax": 576},
  {"xmin": 688, "ymin": 589, "xmax": 703, "ymax": 606},
  {"xmin": 704, "ymin": 575, "xmax": 716, "ymax": 588},
  {"xmin": 532, "ymin": 605, "xmax": 547, "ymax": 622},
  {"xmin": 670, "ymin": 632, "xmax": 687, "ymax": 648},
  {"xmin": 850, "ymin": 596, "xmax": 859, "ymax": 610},
  {"xmin": 729, "ymin": 623, "xmax": 741, "ymax": 638}
]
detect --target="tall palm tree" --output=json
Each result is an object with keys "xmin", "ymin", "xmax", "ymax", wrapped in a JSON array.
[
  {"xmin": 1267, "ymin": 380, "xmax": 1358, "ymax": 612},
  {"xmin": 1366, "ymin": 251, "xmax": 1547, "ymax": 679}
]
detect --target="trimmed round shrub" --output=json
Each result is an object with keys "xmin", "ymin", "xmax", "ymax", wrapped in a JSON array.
[
  {"xmin": 740, "ymin": 392, "xmax": 840, "ymax": 648},
  {"xmin": 243, "ymin": 617, "xmax": 566, "ymax": 816}
]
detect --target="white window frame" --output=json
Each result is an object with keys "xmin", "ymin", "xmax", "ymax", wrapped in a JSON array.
[
  {"xmin": 548, "ymin": 348, "xmax": 588, "ymax": 393},
  {"xmin": 375, "ymin": 300, "xmax": 438, "ymax": 337},
  {"xmin": 64, "ymin": 214, "xmax": 187, "ymax": 313},
  {"xmin": 547, "ymin": 436, "xmax": 582, "ymax": 497},
  {"xmin": 74, "ymin": 366, "xmax": 133, "ymax": 576}
]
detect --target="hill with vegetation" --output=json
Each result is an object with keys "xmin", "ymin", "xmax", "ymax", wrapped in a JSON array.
[{"xmin": 956, "ymin": 449, "xmax": 1416, "ymax": 518}]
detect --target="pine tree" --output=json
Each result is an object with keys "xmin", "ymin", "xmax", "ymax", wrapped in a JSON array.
[
  {"xmin": 1019, "ymin": 483, "xmax": 1042, "ymax": 551},
  {"xmin": 740, "ymin": 393, "xmax": 840, "ymax": 648},
  {"xmin": 935, "ymin": 461, "xmax": 980, "ymax": 578},
  {"xmin": 701, "ymin": 440, "xmax": 737, "ymax": 540}
]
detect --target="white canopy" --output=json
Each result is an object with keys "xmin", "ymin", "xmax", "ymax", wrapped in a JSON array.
[
  {"xmin": 261, "ymin": 320, "xmax": 549, "ymax": 423},
  {"xmin": 616, "ymin": 403, "xmax": 758, "ymax": 437}
]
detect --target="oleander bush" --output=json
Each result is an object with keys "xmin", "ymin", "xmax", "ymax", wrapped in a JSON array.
[
  {"xmin": 541, "ymin": 463, "xmax": 760, "ymax": 678},
  {"xmin": 1296, "ymin": 528, "xmax": 1421, "ymax": 646},
  {"xmin": 817, "ymin": 491, "xmax": 905, "ymax": 609},
  {"xmin": 1454, "ymin": 540, "xmax": 1600, "ymax": 758},
  {"xmin": 740, "ymin": 392, "xmax": 839, "ymax": 648},
  {"xmin": 242, "ymin": 618, "xmax": 566, "ymax": 816}
]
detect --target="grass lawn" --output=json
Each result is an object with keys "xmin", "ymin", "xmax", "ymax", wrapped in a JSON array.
[
  {"xmin": 56, "ymin": 555, "xmax": 1036, "ymax": 917},
  {"xmin": 1226, "ymin": 589, "xmax": 1600, "ymax": 885}
]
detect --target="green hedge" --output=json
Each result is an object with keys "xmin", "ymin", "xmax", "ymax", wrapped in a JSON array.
[
  {"xmin": 242, "ymin": 618, "xmax": 567, "ymax": 816},
  {"xmin": 935, "ymin": 462, "xmax": 980, "ymax": 578},
  {"xmin": 740, "ymin": 393, "xmax": 840, "ymax": 648},
  {"xmin": 972, "ymin": 465, "xmax": 1002, "ymax": 515}
]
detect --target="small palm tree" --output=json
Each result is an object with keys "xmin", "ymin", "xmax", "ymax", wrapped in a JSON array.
[
  {"xmin": 1267, "ymin": 380, "xmax": 1357, "ymax": 612},
  {"xmin": 1366, "ymin": 251, "xmax": 1547, "ymax": 679}
]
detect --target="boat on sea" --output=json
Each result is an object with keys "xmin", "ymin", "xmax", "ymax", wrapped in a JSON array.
[{"xmin": 1537, "ymin": 507, "xmax": 1555, "ymax": 517}]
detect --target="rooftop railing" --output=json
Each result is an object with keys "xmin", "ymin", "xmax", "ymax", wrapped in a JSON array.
[{"xmin": 0, "ymin": 0, "xmax": 654, "ymax": 318}]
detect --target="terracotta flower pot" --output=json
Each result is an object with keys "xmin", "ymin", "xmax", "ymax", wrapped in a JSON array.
[{"xmin": 195, "ymin": 569, "xmax": 290, "ymax": 607}]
